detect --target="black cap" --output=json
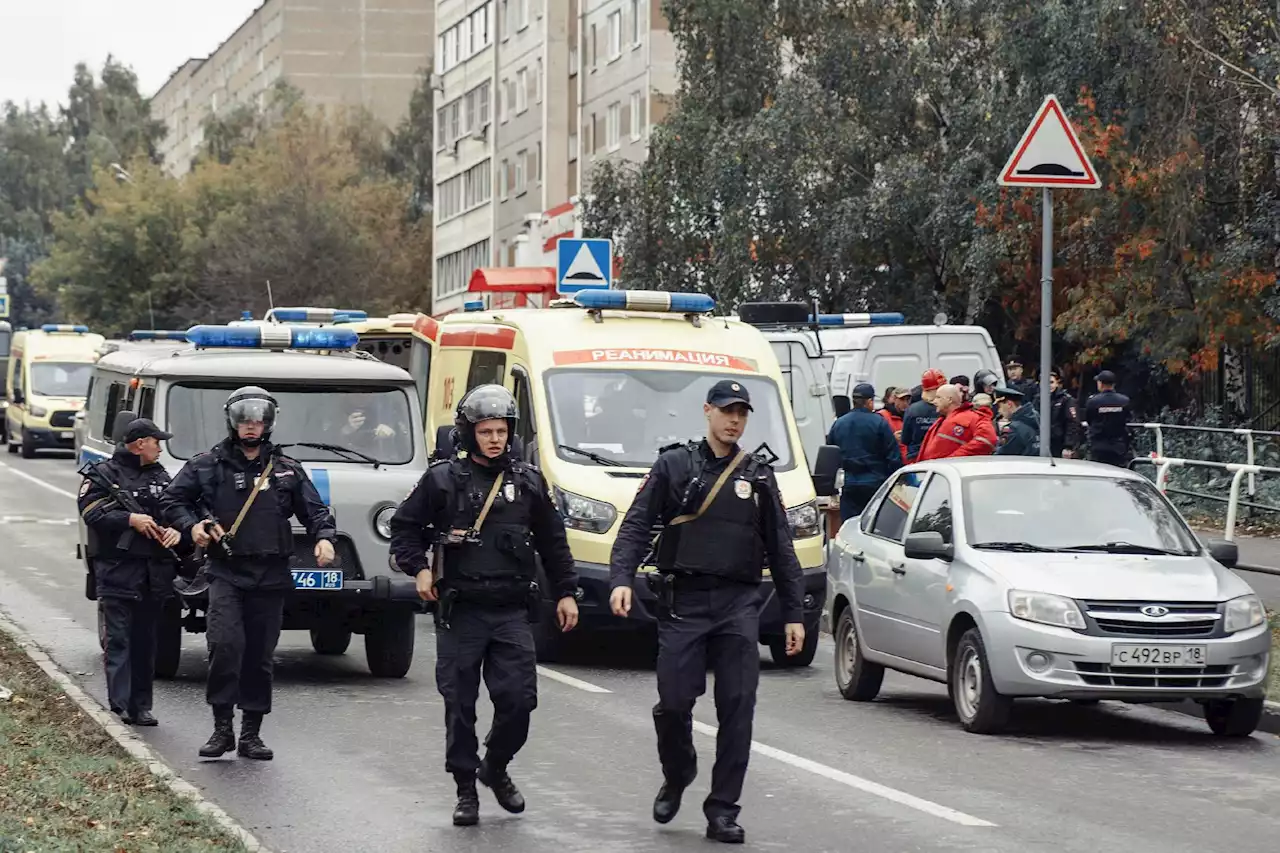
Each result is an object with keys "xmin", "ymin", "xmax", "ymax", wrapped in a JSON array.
[
  {"xmin": 993, "ymin": 386, "xmax": 1025, "ymax": 401},
  {"xmin": 1005, "ymin": 358, "xmax": 1023, "ymax": 368},
  {"xmin": 851, "ymin": 382, "xmax": 876, "ymax": 400},
  {"xmin": 123, "ymin": 417, "xmax": 173, "ymax": 443},
  {"xmin": 1096, "ymin": 369, "xmax": 1117, "ymax": 384},
  {"xmin": 707, "ymin": 380, "xmax": 753, "ymax": 411},
  {"xmin": 950, "ymin": 375, "xmax": 970, "ymax": 387}
]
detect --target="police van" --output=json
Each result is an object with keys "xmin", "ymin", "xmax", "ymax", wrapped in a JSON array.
[
  {"xmin": 76, "ymin": 323, "xmax": 428, "ymax": 679},
  {"xmin": 0, "ymin": 320, "xmax": 11, "ymax": 441},
  {"xmin": 739, "ymin": 303, "xmax": 1004, "ymax": 471},
  {"xmin": 6, "ymin": 324, "xmax": 105, "ymax": 457},
  {"xmin": 414, "ymin": 290, "xmax": 839, "ymax": 667}
]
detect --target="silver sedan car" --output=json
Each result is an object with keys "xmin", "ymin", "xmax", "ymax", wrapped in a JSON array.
[{"xmin": 826, "ymin": 457, "xmax": 1271, "ymax": 736}]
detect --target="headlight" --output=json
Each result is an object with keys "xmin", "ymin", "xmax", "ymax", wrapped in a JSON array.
[
  {"xmin": 1224, "ymin": 594, "xmax": 1266, "ymax": 633},
  {"xmin": 373, "ymin": 505, "xmax": 396, "ymax": 539},
  {"xmin": 1008, "ymin": 590, "xmax": 1086, "ymax": 630},
  {"xmin": 554, "ymin": 486, "xmax": 617, "ymax": 534},
  {"xmin": 28, "ymin": 405, "xmax": 48, "ymax": 418},
  {"xmin": 786, "ymin": 500, "xmax": 821, "ymax": 538}
]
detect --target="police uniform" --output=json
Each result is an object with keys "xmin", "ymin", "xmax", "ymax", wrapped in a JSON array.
[
  {"xmin": 993, "ymin": 387, "xmax": 1041, "ymax": 456},
  {"xmin": 609, "ymin": 380, "xmax": 803, "ymax": 845},
  {"xmin": 1048, "ymin": 375, "xmax": 1081, "ymax": 457},
  {"xmin": 901, "ymin": 369, "xmax": 947, "ymax": 462},
  {"xmin": 1085, "ymin": 371, "xmax": 1132, "ymax": 467},
  {"xmin": 162, "ymin": 387, "xmax": 336, "ymax": 761},
  {"xmin": 389, "ymin": 384, "xmax": 576, "ymax": 827},
  {"xmin": 78, "ymin": 418, "xmax": 180, "ymax": 726}
]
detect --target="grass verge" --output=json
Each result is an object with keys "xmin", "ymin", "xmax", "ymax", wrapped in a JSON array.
[
  {"xmin": 0, "ymin": 628, "xmax": 247, "ymax": 853},
  {"xmin": 1270, "ymin": 617, "xmax": 1280, "ymax": 700}
]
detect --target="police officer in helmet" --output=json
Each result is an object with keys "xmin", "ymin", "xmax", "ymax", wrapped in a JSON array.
[
  {"xmin": 389, "ymin": 384, "xmax": 578, "ymax": 827},
  {"xmin": 609, "ymin": 379, "xmax": 805, "ymax": 845},
  {"xmin": 162, "ymin": 386, "xmax": 337, "ymax": 760}
]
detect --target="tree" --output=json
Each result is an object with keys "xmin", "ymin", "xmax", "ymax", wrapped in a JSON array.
[
  {"xmin": 386, "ymin": 70, "xmax": 436, "ymax": 220},
  {"xmin": 62, "ymin": 58, "xmax": 165, "ymax": 200}
]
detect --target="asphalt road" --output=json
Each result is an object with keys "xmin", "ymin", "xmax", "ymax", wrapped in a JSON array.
[{"xmin": 2, "ymin": 449, "xmax": 1279, "ymax": 853}]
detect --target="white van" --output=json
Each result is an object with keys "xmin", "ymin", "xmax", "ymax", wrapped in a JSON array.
[{"xmin": 739, "ymin": 304, "xmax": 1004, "ymax": 470}]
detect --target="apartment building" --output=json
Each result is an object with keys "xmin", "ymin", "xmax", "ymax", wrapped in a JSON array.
[
  {"xmin": 432, "ymin": 0, "xmax": 676, "ymax": 315},
  {"xmin": 151, "ymin": 0, "xmax": 435, "ymax": 177}
]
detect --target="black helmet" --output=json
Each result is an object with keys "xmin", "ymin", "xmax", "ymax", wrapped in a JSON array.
[
  {"xmin": 454, "ymin": 384, "xmax": 517, "ymax": 454},
  {"xmin": 225, "ymin": 386, "xmax": 278, "ymax": 447},
  {"xmin": 972, "ymin": 369, "xmax": 999, "ymax": 394}
]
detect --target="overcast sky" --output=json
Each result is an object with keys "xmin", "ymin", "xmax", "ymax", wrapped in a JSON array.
[{"xmin": 0, "ymin": 0, "xmax": 266, "ymax": 110}]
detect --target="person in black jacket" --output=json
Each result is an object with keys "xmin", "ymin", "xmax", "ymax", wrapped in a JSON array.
[
  {"xmin": 78, "ymin": 418, "xmax": 184, "ymax": 726},
  {"xmin": 389, "ymin": 384, "xmax": 578, "ymax": 827},
  {"xmin": 901, "ymin": 369, "xmax": 946, "ymax": 461},
  {"xmin": 993, "ymin": 387, "xmax": 1041, "ymax": 456},
  {"xmin": 1048, "ymin": 371, "xmax": 1082, "ymax": 458},
  {"xmin": 608, "ymin": 379, "xmax": 804, "ymax": 846},
  {"xmin": 162, "ymin": 386, "xmax": 336, "ymax": 761},
  {"xmin": 1083, "ymin": 370, "xmax": 1133, "ymax": 466},
  {"xmin": 826, "ymin": 383, "xmax": 902, "ymax": 520}
]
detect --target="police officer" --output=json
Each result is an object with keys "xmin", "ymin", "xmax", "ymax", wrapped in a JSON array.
[
  {"xmin": 79, "ymin": 418, "xmax": 184, "ymax": 726},
  {"xmin": 389, "ymin": 384, "xmax": 578, "ymax": 827},
  {"xmin": 827, "ymin": 382, "xmax": 902, "ymax": 521},
  {"xmin": 1048, "ymin": 370, "xmax": 1082, "ymax": 458},
  {"xmin": 162, "ymin": 386, "xmax": 337, "ymax": 761},
  {"xmin": 1084, "ymin": 370, "xmax": 1133, "ymax": 466},
  {"xmin": 993, "ymin": 387, "xmax": 1040, "ymax": 456},
  {"xmin": 1004, "ymin": 359, "xmax": 1039, "ymax": 401},
  {"xmin": 608, "ymin": 379, "xmax": 805, "ymax": 846}
]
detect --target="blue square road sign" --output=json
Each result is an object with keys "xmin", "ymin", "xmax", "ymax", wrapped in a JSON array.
[
  {"xmin": 556, "ymin": 238, "xmax": 613, "ymax": 295},
  {"xmin": 0, "ymin": 293, "xmax": 9, "ymax": 319}
]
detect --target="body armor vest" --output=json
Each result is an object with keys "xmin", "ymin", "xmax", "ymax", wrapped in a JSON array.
[
  {"xmin": 657, "ymin": 447, "xmax": 765, "ymax": 582},
  {"xmin": 440, "ymin": 459, "xmax": 537, "ymax": 601}
]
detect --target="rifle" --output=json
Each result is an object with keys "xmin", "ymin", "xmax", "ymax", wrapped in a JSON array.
[{"xmin": 78, "ymin": 460, "xmax": 190, "ymax": 564}]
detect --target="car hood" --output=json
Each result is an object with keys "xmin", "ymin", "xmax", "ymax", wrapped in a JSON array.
[{"xmin": 970, "ymin": 551, "xmax": 1254, "ymax": 602}]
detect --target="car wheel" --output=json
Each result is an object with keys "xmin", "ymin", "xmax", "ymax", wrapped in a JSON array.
[
  {"xmin": 834, "ymin": 606, "xmax": 884, "ymax": 701},
  {"xmin": 950, "ymin": 628, "xmax": 1013, "ymax": 734},
  {"xmin": 310, "ymin": 625, "xmax": 353, "ymax": 656},
  {"xmin": 19, "ymin": 431, "xmax": 34, "ymax": 458},
  {"xmin": 154, "ymin": 600, "xmax": 183, "ymax": 679},
  {"xmin": 769, "ymin": 627, "xmax": 818, "ymax": 668},
  {"xmin": 1204, "ymin": 697, "xmax": 1264, "ymax": 737},
  {"xmin": 364, "ymin": 610, "xmax": 415, "ymax": 678},
  {"xmin": 8, "ymin": 434, "xmax": 19, "ymax": 454}
]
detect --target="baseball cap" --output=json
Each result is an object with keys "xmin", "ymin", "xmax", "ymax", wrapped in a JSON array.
[
  {"xmin": 123, "ymin": 418, "xmax": 173, "ymax": 443},
  {"xmin": 707, "ymin": 379, "xmax": 753, "ymax": 411},
  {"xmin": 1095, "ymin": 369, "xmax": 1117, "ymax": 384},
  {"xmin": 851, "ymin": 382, "xmax": 876, "ymax": 400}
]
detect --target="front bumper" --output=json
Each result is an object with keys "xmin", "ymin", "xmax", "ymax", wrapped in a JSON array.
[
  {"xmin": 982, "ymin": 611, "xmax": 1272, "ymax": 700},
  {"xmin": 22, "ymin": 425, "xmax": 76, "ymax": 449},
  {"xmin": 573, "ymin": 561, "xmax": 826, "ymax": 641}
]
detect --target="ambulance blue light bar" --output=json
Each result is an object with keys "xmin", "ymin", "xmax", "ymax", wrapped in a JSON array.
[
  {"xmin": 266, "ymin": 307, "xmax": 368, "ymax": 323},
  {"xmin": 186, "ymin": 325, "xmax": 359, "ymax": 350},
  {"xmin": 41, "ymin": 324, "xmax": 89, "ymax": 334},
  {"xmin": 128, "ymin": 330, "xmax": 189, "ymax": 341},
  {"xmin": 574, "ymin": 290, "xmax": 716, "ymax": 313},
  {"xmin": 810, "ymin": 312, "xmax": 905, "ymax": 327}
]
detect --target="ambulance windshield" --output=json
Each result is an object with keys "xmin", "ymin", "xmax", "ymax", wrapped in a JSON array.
[
  {"xmin": 545, "ymin": 370, "xmax": 795, "ymax": 470},
  {"xmin": 30, "ymin": 362, "xmax": 93, "ymax": 397}
]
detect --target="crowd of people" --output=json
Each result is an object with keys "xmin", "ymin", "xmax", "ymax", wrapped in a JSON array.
[{"xmin": 826, "ymin": 361, "xmax": 1133, "ymax": 521}]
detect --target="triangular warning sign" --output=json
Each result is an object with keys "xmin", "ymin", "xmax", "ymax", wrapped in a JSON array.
[
  {"xmin": 561, "ymin": 243, "xmax": 606, "ymax": 284},
  {"xmin": 998, "ymin": 95, "xmax": 1100, "ymax": 189}
]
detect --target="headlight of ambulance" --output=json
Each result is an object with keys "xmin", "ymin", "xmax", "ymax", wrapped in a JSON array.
[
  {"xmin": 1224, "ymin": 594, "xmax": 1266, "ymax": 633},
  {"xmin": 28, "ymin": 405, "xmax": 48, "ymax": 418},
  {"xmin": 786, "ymin": 500, "xmax": 821, "ymax": 538},
  {"xmin": 373, "ymin": 505, "xmax": 397, "ymax": 540},
  {"xmin": 1008, "ymin": 590, "xmax": 1086, "ymax": 630},
  {"xmin": 554, "ymin": 486, "xmax": 617, "ymax": 534}
]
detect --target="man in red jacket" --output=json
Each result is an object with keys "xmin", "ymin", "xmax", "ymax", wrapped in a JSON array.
[
  {"xmin": 918, "ymin": 384, "xmax": 998, "ymax": 460},
  {"xmin": 878, "ymin": 387, "xmax": 909, "ymax": 462}
]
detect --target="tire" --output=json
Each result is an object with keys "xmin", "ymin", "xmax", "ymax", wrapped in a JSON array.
[
  {"xmin": 769, "ymin": 626, "xmax": 819, "ymax": 668},
  {"xmin": 950, "ymin": 628, "xmax": 1013, "ymax": 734},
  {"xmin": 8, "ymin": 438, "xmax": 19, "ymax": 454},
  {"xmin": 1204, "ymin": 697, "xmax": 1264, "ymax": 737},
  {"xmin": 19, "ymin": 432, "xmax": 34, "ymax": 459},
  {"xmin": 154, "ymin": 600, "xmax": 183, "ymax": 679},
  {"xmin": 364, "ymin": 610, "xmax": 415, "ymax": 678},
  {"xmin": 833, "ymin": 606, "xmax": 884, "ymax": 701},
  {"xmin": 310, "ymin": 625, "xmax": 353, "ymax": 656}
]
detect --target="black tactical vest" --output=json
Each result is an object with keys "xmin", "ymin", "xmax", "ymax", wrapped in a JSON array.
[
  {"xmin": 440, "ymin": 459, "xmax": 537, "ymax": 602},
  {"xmin": 212, "ymin": 459, "xmax": 289, "ymax": 557},
  {"xmin": 657, "ymin": 447, "xmax": 765, "ymax": 582},
  {"xmin": 84, "ymin": 459, "xmax": 171, "ymax": 560}
]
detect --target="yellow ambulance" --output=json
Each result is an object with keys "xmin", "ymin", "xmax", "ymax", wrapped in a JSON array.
[
  {"xmin": 416, "ymin": 290, "xmax": 838, "ymax": 666},
  {"xmin": 6, "ymin": 324, "xmax": 105, "ymax": 458}
]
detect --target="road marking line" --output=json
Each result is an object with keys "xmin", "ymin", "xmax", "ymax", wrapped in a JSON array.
[
  {"xmin": 536, "ymin": 665, "xmax": 612, "ymax": 693},
  {"xmin": 691, "ymin": 720, "xmax": 997, "ymax": 828},
  {"xmin": 0, "ymin": 461, "xmax": 79, "ymax": 500}
]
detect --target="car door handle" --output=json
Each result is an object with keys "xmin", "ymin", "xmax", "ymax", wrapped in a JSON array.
[
  {"xmin": 850, "ymin": 551, "xmax": 866, "ymax": 563},
  {"xmin": 890, "ymin": 563, "xmax": 906, "ymax": 575}
]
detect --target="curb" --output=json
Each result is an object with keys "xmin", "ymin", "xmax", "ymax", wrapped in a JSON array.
[
  {"xmin": 1155, "ymin": 697, "xmax": 1280, "ymax": 736},
  {"xmin": 0, "ymin": 614, "xmax": 272, "ymax": 853}
]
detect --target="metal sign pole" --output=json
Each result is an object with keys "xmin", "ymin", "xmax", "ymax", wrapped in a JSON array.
[{"xmin": 1039, "ymin": 187, "xmax": 1053, "ymax": 457}]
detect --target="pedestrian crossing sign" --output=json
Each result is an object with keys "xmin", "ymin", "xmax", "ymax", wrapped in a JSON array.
[
  {"xmin": 0, "ymin": 294, "xmax": 8, "ymax": 319},
  {"xmin": 556, "ymin": 238, "xmax": 613, "ymax": 295}
]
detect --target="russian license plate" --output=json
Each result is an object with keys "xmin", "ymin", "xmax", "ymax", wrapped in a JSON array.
[
  {"xmin": 1110, "ymin": 644, "xmax": 1208, "ymax": 667},
  {"xmin": 59, "ymin": 431, "xmax": 73, "ymax": 439},
  {"xmin": 292, "ymin": 570, "xmax": 343, "ymax": 590}
]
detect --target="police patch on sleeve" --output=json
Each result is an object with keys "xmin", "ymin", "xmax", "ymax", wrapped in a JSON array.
[
  {"xmin": 637, "ymin": 474, "xmax": 650, "ymax": 493},
  {"xmin": 503, "ymin": 481, "xmax": 516, "ymax": 503},
  {"xmin": 79, "ymin": 480, "xmax": 91, "ymax": 497},
  {"xmin": 734, "ymin": 479, "xmax": 752, "ymax": 499}
]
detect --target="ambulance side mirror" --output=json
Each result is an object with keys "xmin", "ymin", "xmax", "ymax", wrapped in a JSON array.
[
  {"xmin": 812, "ymin": 445, "xmax": 841, "ymax": 497},
  {"xmin": 832, "ymin": 395, "xmax": 851, "ymax": 418}
]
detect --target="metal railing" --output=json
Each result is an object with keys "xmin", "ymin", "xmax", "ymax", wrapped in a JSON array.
[{"xmin": 1128, "ymin": 422, "xmax": 1280, "ymax": 502}]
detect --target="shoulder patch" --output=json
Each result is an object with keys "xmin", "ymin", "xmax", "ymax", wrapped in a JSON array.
[
  {"xmin": 952, "ymin": 424, "xmax": 965, "ymax": 436},
  {"xmin": 636, "ymin": 473, "xmax": 650, "ymax": 493},
  {"xmin": 79, "ymin": 479, "xmax": 91, "ymax": 497}
]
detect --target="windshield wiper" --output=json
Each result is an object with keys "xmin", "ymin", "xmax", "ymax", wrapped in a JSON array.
[
  {"xmin": 1059, "ymin": 542, "xmax": 1183, "ymax": 556},
  {"xmin": 972, "ymin": 541, "xmax": 1061, "ymax": 553},
  {"xmin": 557, "ymin": 444, "xmax": 624, "ymax": 467},
  {"xmin": 282, "ymin": 442, "xmax": 382, "ymax": 469}
]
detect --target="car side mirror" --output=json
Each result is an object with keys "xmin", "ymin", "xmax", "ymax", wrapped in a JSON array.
[
  {"xmin": 110, "ymin": 410, "xmax": 138, "ymax": 443},
  {"xmin": 904, "ymin": 531, "xmax": 954, "ymax": 561},
  {"xmin": 832, "ymin": 395, "xmax": 852, "ymax": 418},
  {"xmin": 1208, "ymin": 538, "xmax": 1238, "ymax": 569},
  {"xmin": 11, "ymin": 389, "xmax": 23, "ymax": 405},
  {"xmin": 811, "ymin": 444, "xmax": 841, "ymax": 497}
]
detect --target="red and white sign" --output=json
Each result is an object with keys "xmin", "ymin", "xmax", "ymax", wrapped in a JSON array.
[
  {"xmin": 998, "ymin": 95, "xmax": 1100, "ymax": 189},
  {"xmin": 553, "ymin": 348, "xmax": 758, "ymax": 372}
]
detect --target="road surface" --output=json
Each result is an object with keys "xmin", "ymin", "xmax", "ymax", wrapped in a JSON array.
[{"xmin": 1, "ymin": 450, "xmax": 1278, "ymax": 853}]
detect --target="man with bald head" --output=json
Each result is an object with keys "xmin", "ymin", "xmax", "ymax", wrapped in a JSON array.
[{"xmin": 917, "ymin": 384, "xmax": 998, "ymax": 461}]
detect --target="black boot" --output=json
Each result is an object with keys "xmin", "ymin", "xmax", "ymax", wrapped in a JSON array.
[
  {"xmin": 452, "ymin": 773, "xmax": 480, "ymax": 826},
  {"xmin": 653, "ymin": 770, "xmax": 695, "ymax": 824},
  {"xmin": 706, "ymin": 816, "xmax": 746, "ymax": 844},
  {"xmin": 477, "ymin": 757, "xmax": 525, "ymax": 814},
  {"xmin": 237, "ymin": 711, "xmax": 274, "ymax": 760},
  {"xmin": 198, "ymin": 708, "xmax": 235, "ymax": 758}
]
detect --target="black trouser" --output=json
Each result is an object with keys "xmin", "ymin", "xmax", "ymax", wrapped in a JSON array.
[
  {"xmin": 99, "ymin": 595, "xmax": 160, "ymax": 716},
  {"xmin": 1090, "ymin": 446, "xmax": 1131, "ymax": 468},
  {"xmin": 654, "ymin": 582, "xmax": 761, "ymax": 822},
  {"xmin": 206, "ymin": 577, "xmax": 285, "ymax": 714},
  {"xmin": 840, "ymin": 483, "xmax": 882, "ymax": 521},
  {"xmin": 435, "ymin": 602, "xmax": 538, "ymax": 777}
]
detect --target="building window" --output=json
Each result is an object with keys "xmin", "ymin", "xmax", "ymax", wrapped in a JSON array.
[
  {"xmin": 500, "ymin": 158, "xmax": 510, "ymax": 198},
  {"xmin": 516, "ymin": 68, "xmax": 528, "ymax": 113},
  {"xmin": 436, "ymin": 106, "xmax": 448, "ymax": 150},
  {"xmin": 607, "ymin": 102, "xmax": 621, "ymax": 151},
  {"xmin": 478, "ymin": 80, "xmax": 491, "ymax": 126},
  {"xmin": 514, "ymin": 149, "xmax": 527, "ymax": 194},
  {"xmin": 590, "ymin": 24, "xmax": 598, "ymax": 69},
  {"xmin": 531, "ymin": 144, "xmax": 541, "ymax": 182},
  {"xmin": 535, "ymin": 58, "xmax": 543, "ymax": 104},
  {"xmin": 439, "ymin": 1, "xmax": 495, "ymax": 73},
  {"xmin": 569, "ymin": 131, "xmax": 579, "ymax": 162},
  {"xmin": 630, "ymin": 91, "xmax": 643, "ymax": 140},
  {"xmin": 518, "ymin": 0, "xmax": 530, "ymax": 30},
  {"xmin": 436, "ymin": 174, "xmax": 463, "ymax": 220},
  {"xmin": 464, "ymin": 158, "xmax": 492, "ymax": 209},
  {"xmin": 500, "ymin": 77, "xmax": 510, "ymax": 122},
  {"xmin": 501, "ymin": 0, "xmax": 511, "ymax": 39},
  {"xmin": 436, "ymin": 239, "xmax": 491, "ymax": 300},
  {"xmin": 585, "ymin": 114, "xmax": 594, "ymax": 155},
  {"xmin": 630, "ymin": 0, "xmax": 641, "ymax": 44},
  {"xmin": 472, "ymin": 5, "xmax": 490, "ymax": 47},
  {"xmin": 460, "ymin": 17, "xmax": 472, "ymax": 57},
  {"xmin": 569, "ymin": 44, "xmax": 578, "ymax": 77},
  {"xmin": 449, "ymin": 101, "xmax": 461, "ymax": 143},
  {"xmin": 608, "ymin": 11, "xmax": 622, "ymax": 59}
]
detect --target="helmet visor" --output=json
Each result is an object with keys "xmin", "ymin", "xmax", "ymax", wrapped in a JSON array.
[{"xmin": 228, "ymin": 398, "xmax": 276, "ymax": 428}]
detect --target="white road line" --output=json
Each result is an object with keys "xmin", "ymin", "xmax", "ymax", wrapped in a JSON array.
[
  {"xmin": 0, "ymin": 461, "xmax": 79, "ymax": 500},
  {"xmin": 690, "ymin": 720, "xmax": 997, "ymax": 828},
  {"xmin": 536, "ymin": 665, "xmax": 613, "ymax": 693}
]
